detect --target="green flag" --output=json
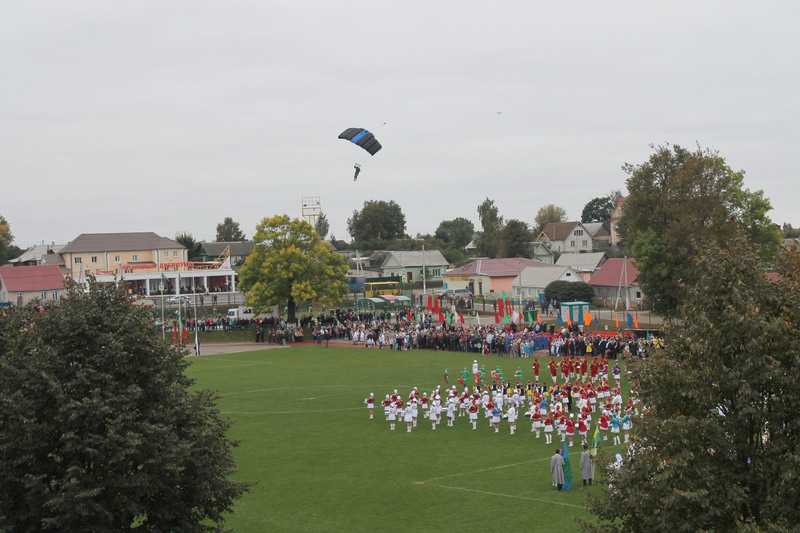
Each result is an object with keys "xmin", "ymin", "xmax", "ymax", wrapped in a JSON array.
[{"xmin": 561, "ymin": 442, "xmax": 573, "ymax": 490}]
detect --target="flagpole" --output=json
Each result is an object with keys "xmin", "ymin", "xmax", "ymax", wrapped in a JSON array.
[{"xmin": 193, "ymin": 291, "xmax": 200, "ymax": 356}]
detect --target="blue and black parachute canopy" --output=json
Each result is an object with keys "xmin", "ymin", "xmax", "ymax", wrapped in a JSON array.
[{"xmin": 338, "ymin": 128, "xmax": 382, "ymax": 156}]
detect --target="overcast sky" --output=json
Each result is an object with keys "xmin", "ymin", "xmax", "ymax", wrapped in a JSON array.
[{"xmin": 2, "ymin": 1, "xmax": 798, "ymax": 249}]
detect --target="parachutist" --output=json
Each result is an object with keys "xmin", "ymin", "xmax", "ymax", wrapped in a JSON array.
[{"xmin": 353, "ymin": 163, "xmax": 361, "ymax": 181}]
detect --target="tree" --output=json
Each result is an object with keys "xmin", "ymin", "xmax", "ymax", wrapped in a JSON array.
[
  {"xmin": 543, "ymin": 280, "xmax": 594, "ymax": 303},
  {"xmin": 533, "ymin": 204, "xmax": 567, "ymax": 236},
  {"xmin": 434, "ymin": 217, "xmax": 475, "ymax": 249},
  {"xmin": 581, "ymin": 196, "xmax": 615, "ymax": 224},
  {"xmin": 0, "ymin": 280, "xmax": 249, "ymax": 531},
  {"xmin": 475, "ymin": 197, "xmax": 504, "ymax": 258},
  {"xmin": 215, "ymin": 217, "xmax": 246, "ymax": 242},
  {"xmin": 585, "ymin": 234, "xmax": 800, "ymax": 532},
  {"xmin": 239, "ymin": 215, "xmax": 348, "ymax": 323},
  {"xmin": 347, "ymin": 200, "xmax": 407, "ymax": 242},
  {"xmin": 0, "ymin": 215, "xmax": 13, "ymax": 265},
  {"xmin": 175, "ymin": 231, "xmax": 203, "ymax": 261},
  {"xmin": 621, "ymin": 144, "xmax": 781, "ymax": 317},
  {"xmin": 315, "ymin": 213, "xmax": 330, "ymax": 240},
  {"xmin": 497, "ymin": 219, "xmax": 534, "ymax": 258}
]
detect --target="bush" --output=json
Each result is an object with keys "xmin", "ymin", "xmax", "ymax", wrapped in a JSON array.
[{"xmin": 543, "ymin": 280, "xmax": 594, "ymax": 304}]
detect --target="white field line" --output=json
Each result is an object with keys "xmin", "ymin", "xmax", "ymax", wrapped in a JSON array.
[
  {"xmin": 218, "ymin": 384, "xmax": 417, "ymax": 397},
  {"xmin": 219, "ymin": 407, "xmax": 364, "ymax": 415},
  {"xmin": 420, "ymin": 482, "xmax": 587, "ymax": 509},
  {"xmin": 422, "ymin": 457, "xmax": 550, "ymax": 483}
]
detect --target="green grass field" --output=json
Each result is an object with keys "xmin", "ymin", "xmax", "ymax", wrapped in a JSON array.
[{"xmin": 186, "ymin": 345, "xmax": 625, "ymax": 532}]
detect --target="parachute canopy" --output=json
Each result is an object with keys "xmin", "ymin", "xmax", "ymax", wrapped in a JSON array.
[{"xmin": 338, "ymin": 128, "xmax": 382, "ymax": 156}]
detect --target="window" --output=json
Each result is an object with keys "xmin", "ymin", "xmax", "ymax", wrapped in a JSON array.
[
  {"xmin": 164, "ymin": 251, "xmax": 169, "ymax": 258},
  {"xmin": 132, "ymin": 255, "xmax": 138, "ymax": 262},
  {"xmin": 52, "ymin": 290, "xmax": 58, "ymax": 300},
  {"xmin": 570, "ymin": 240, "xmax": 575, "ymax": 247},
  {"xmin": 114, "ymin": 255, "xmax": 120, "ymax": 262},
  {"xmin": 74, "ymin": 257, "xmax": 82, "ymax": 264},
  {"xmin": 565, "ymin": 272, "xmax": 571, "ymax": 277},
  {"xmin": 636, "ymin": 291, "xmax": 642, "ymax": 299},
  {"xmin": 173, "ymin": 250, "xmax": 179, "ymax": 257},
  {"xmin": 582, "ymin": 240, "xmax": 588, "ymax": 247},
  {"xmin": 91, "ymin": 256, "xmax": 98, "ymax": 263},
  {"xmin": 574, "ymin": 229, "xmax": 584, "ymax": 236},
  {"xmin": 42, "ymin": 291, "xmax": 47, "ymax": 300}
]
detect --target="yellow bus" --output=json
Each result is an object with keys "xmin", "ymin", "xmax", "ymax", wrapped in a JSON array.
[{"xmin": 364, "ymin": 281, "xmax": 400, "ymax": 298}]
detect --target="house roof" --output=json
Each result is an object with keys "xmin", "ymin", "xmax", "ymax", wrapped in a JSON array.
[
  {"xmin": 369, "ymin": 250, "xmax": 448, "ymax": 268},
  {"xmin": 0, "ymin": 265, "xmax": 66, "ymax": 292},
  {"xmin": 541, "ymin": 222, "xmax": 581, "ymax": 242},
  {"xmin": 200, "ymin": 241, "xmax": 255, "ymax": 258},
  {"xmin": 515, "ymin": 265, "xmax": 578, "ymax": 288},
  {"xmin": 59, "ymin": 233, "xmax": 184, "ymax": 254},
  {"xmin": 7, "ymin": 243, "xmax": 65, "ymax": 264},
  {"xmin": 583, "ymin": 222, "xmax": 610, "ymax": 237},
  {"xmin": 556, "ymin": 252, "xmax": 608, "ymax": 272},
  {"xmin": 589, "ymin": 258, "xmax": 640, "ymax": 287},
  {"xmin": 445, "ymin": 257, "xmax": 552, "ymax": 278}
]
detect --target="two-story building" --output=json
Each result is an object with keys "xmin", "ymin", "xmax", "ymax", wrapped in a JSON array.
[
  {"xmin": 58, "ymin": 232, "xmax": 238, "ymax": 297},
  {"xmin": 538, "ymin": 222, "xmax": 594, "ymax": 253}
]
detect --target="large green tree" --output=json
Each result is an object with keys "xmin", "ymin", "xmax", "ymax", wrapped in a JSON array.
[
  {"xmin": 475, "ymin": 197, "xmax": 504, "ymax": 258},
  {"xmin": 497, "ymin": 219, "xmax": 534, "ymax": 258},
  {"xmin": 435, "ymin": 217, "xmax": 474, "ymax": 249},
  {"xmin": 622, "ymin": 144, "xmax": 781, "ymax": 317},
  {"xmin": 215, "ymin": 217, "xmax": 246, "ymax": 242},
  {"xmin": 543, "ymin": 280, "xmax": 594, "ymax": 303},
  {"xmin": 239, "ymin": 215, "xmax": 348, "ymax": 323},
  {"xmin": 175, "ymin": 231, "xmax": 203, "ymax": 261},
  {"xmin": 347, "ymin": 200, "xmax": 407, "ymax": 242},
  {"xmin": 0, "ymin": 215, "xmax": 13, "ymax": 265},
  {"xmin": 315, "ymin": 213, "xmax": 330, "ymax": 240},
  {"xmin": 581, "ymin": 196, "xmax": 615, "ymax": 224},
  {"xmin": 0, "ymin": 280, "xmax": 249, "ymax": 531},
  {"xmin": 533, "ymin": 204, "xmax": 567, "ymax": 236},
  {"xmin": 585, "ymin": 235, "xmax": 800, "ymax": 533}
]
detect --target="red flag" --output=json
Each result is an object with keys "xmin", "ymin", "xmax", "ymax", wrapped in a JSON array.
[
  {"xmin": 498, "ymin": 297, "xmax": 504, "ymax": 318},
  {"xmin": 407, "ymin": 310, "xmax": 412, "ymax": 322},
  {"xmin": 633, "ymin": 312, "xmax": 639, "ymax": 329},
  {"xmin": 458, "ymin": 312, "xmax": 465, "ymax": 324},
  {"xmin": 506, "ymin": 298, "xmax": 512, "ymax": 316},
  {"xmin": 427, "ymin": 294, "xmax": 432, "ymax": 312},
  {"xmin": 183, "ymin": 323, "xmax": 189, "ymax": 343},
  {"xmin": 438, "ymin": 310, "xmax": 445, "ymax": 323},
  {"xmin": 433, "ymin": 294, "xmax": 440, "ymax": 314},
  {"xmin": 494, "ymin": 311, "xmax": 500, "ymax": 324}
]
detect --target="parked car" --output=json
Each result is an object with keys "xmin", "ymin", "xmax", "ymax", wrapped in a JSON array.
[
  {"xmin": 438, "ymin": 288, "xmax": 473, "ymax": 298},
  {"xmin": 167, "ymin": 295, "xmax": 192, "ymax": 304}
]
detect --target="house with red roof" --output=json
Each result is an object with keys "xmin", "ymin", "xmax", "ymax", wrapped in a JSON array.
[
  {"xmin": 588, "ymin": 257, "xmax": 643, "ymax": 309},
  {"xmin": 0, "ymin": 265, "xmax": 66, "ymax": 307},
  {"xmin": 443, "ymin": 257, "xmax": 552, "ymax": 296}
]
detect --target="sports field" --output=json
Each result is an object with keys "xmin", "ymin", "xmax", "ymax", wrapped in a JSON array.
[{"xmin": 186, "ymin": 344, "xmax": 621, "ymax": 532}]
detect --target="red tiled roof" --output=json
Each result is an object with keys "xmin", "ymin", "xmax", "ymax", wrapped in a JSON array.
[
  {"xmin": 588, "ymin": 258, "xmax": 639, "ymax": 286},
  {"xmin": 445, "ymin": 258, "xmax": 552, "ymax": 278},
  {"xmin": 0, "ymin": 265, "xmax": 66, "ymax": 292}
]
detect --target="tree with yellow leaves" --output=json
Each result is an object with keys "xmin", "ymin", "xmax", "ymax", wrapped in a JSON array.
[{"xmin": 239, "ymin": 215, "xmax": 348, "ymax": 323}]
